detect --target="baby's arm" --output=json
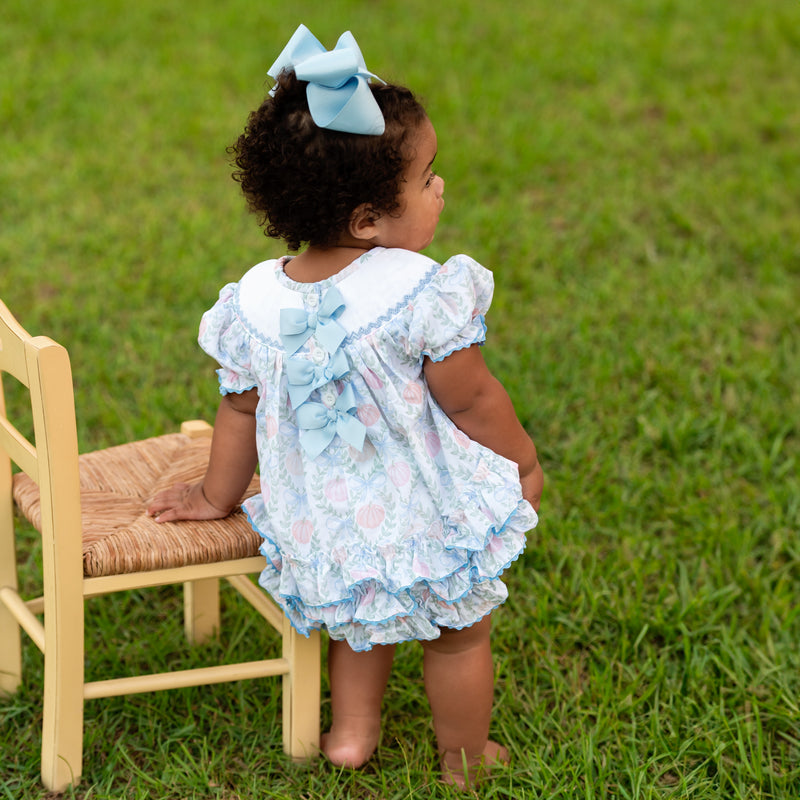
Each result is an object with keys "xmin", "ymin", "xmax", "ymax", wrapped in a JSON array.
[
  {"xmin": 423, "ymin": 346, "xmax": 543, "ymax": 510},
  {"xmin": 147, "ymin": 388, "xmax": 259, "ymax": 522}
]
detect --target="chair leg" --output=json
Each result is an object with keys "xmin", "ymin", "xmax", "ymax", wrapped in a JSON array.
[
  {"xmin": 183, "ymin": 578, "xmax": 221, "ymax": 644},
  {"xmin": 0, "ymin": 482, "xmax": 22, "ymax": 694},
  {"xmin": 0, "ymin": 591, "xmax": 22, "ymax": 695},
  {"xmin": 40, "ymin": 599, "xmax": 85, "ymax": 791},
  {"xmin": 282, "ymin": 621, "xmax": 321, "ymax": 760}
]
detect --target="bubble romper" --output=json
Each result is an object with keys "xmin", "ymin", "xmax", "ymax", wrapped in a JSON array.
[{"xmin": 199, "ymin": 246, "xmax": 538, "ymax": 651}]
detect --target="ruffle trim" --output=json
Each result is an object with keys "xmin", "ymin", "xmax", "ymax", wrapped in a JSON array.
[
  {"xmin": 217, "ymin": 372, "xmax": 257, "ymax": 396},
  {"xmin": 422, "ymin": 315, "xmax": 488, "ymax": 363},
  {"xmin": 245, "ymin": 497, "xmax": 534, "ymax": 652}
]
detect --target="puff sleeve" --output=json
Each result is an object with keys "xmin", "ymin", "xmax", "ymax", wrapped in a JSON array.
[
  {"xmin": 406, "ymin": 254, "xmax": 493, "ymax": 363},
  {"xmin": 198, "ymin": 283, "xmax": 259, "ymax": 395}
]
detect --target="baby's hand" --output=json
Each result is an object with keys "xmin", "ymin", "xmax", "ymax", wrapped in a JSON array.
[
  {"xmin": 146, "ymin": 482, "xmax": 232, "ymax": 523},
  {"xmin": 520, "ymin": 462, "xmax": 544, "ymax": 512}
]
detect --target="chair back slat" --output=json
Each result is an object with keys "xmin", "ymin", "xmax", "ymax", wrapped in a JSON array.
[
  {"xmin": 0, "ymin": 299, "xmax": 82, "ymax": 555},
  {"xmin": 0, "ymin": 299, "xmax": 40, "ymax": 488},
  {"xmin": 1, "ymin": 300, "xmax": 51, "ymax": 481},
  {"xmin": 0, "ymin": 417, "xmax": 38, "ymax": 480},
  {"xmin": 0, "ymin": 299, "xmax": 34, "ymax": 387}
]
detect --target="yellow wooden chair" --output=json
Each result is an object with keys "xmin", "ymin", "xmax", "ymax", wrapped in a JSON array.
[{"xmin": 0, "ymin": 299, "xmax": 320, "ymax": 791}]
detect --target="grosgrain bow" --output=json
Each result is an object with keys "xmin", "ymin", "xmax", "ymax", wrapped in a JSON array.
[
  {"xmin": 286, "ymin": 348, "xmax": 350, "ymax": 408},
  {"xmin": 268, "ymin": 23, "xmax": 386, "ymax": 135},
  {"xmin": 279, "ymin": 286, "xmax": 347, "ymax": 355},
  {"xmin": 295, "ymin": 383, "xmax": 366, "ymax": 459}
]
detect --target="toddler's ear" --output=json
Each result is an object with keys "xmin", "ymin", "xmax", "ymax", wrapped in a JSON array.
[{"xmin": 348, "ymin": 203, "xmax": 381, "ymax": 241}]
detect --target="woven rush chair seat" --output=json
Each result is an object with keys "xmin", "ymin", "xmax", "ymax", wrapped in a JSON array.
[{"xmin": 12, "ymin": 433, "xmax": 261, "ymax": 578}]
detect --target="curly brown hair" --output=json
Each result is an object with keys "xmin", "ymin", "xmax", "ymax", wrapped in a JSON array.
[{"xmin": 229, "ymin": 72, "xmax": 428, "ymax": 251}]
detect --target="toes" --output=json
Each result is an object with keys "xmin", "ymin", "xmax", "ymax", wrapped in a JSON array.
[
  {"xmin": 440, "ymin": 741, "xmax": 510, "ymax": 789},
  {"xmin": 320, "ymin": 732, "xmax": 376, "ymax": 769}
]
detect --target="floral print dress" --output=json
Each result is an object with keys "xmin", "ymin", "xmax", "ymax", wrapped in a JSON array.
[{"xmin": 199, "ymin": 246, "xmax": 537, "ymax": 651}]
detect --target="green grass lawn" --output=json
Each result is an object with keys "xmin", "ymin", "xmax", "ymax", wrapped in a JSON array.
[{"xmin": 2, "ymin": 0, "xmax": 799, "ymax": 797}]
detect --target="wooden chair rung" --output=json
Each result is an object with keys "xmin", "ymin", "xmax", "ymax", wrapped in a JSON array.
[
  {"xmin": 0, "ymin": 586, "xmax": 45, "ymax": 653},
  {"xmin": 83, "ymin": 658, "xmax": 291, "ymax": 700},
  {"xmin": 26, "ymin": 596, "xmax": 44, "ymax": 615},
  {"xmin": 82, "ymin": 556, "xmax": 267, "ymax": 597},
  {"xmin": 226, "ymin": 574, "xmax": 285, "ymax": 631}
]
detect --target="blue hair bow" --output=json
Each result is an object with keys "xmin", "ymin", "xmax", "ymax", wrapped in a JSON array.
[
  {"xmin": 268, "ymin": 24, "xmax": 386, "ymax": 135},
  {"xmin": 279, "ymin": 286, "xmax": 347, "ymax": 355},
  {"xmin": 295, "ymin": 383, "xmax": 366, "ymax": 458},
  {"xmin": 286, "ymin": 348, "xmax": 350, "ymax": 408}
]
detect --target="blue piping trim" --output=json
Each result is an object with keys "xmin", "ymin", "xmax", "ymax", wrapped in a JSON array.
[
  {"xmin": 421, "ymin": 316, "xmax": 488, "ymax": 364},
  {"xmin": 342, "ymin": 262, "xmax": 440, "ymax": 342},
  {"xmin": 216, "ymin": 370, "xmax": 257, "ymax": 396}
]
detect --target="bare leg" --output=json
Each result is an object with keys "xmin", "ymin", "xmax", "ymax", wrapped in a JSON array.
[
  {"xmin": 422, "ymin": 615, "xmax": 508, "ymax": 788},
  {"xmin": 321, "ymin": 639, "xmax": 396, "ymax": 768}
]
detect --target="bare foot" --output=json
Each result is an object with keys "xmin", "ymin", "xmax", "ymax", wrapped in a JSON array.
[
  {"xmin": 320, "ymin": 720, "xmax": 381, "ymax": 769},
  {"xmin": 440, "ymin": 740, "xmax": 510, "ymax": 790}
]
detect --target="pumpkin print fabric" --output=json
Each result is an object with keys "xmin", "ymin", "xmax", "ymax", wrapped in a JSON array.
[{"xmin": 199, "ymin": 246, "xmax": 538, "ymax": 651}]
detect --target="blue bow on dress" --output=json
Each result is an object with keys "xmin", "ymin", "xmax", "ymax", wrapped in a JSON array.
[
  {"xmin": 286, "ymin": 348, "xmax": 350, "ymax": 408},
  {"xmin": 268, "ymin": 24, "xmax": 386, "ymax": 135},
  {"xmin": 295, "ymin": 383, "xmax": 366, "ymax": 458},
  {"xmin": 279, "ymin": 286, "xmax": 347, "ymax": 355}
]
